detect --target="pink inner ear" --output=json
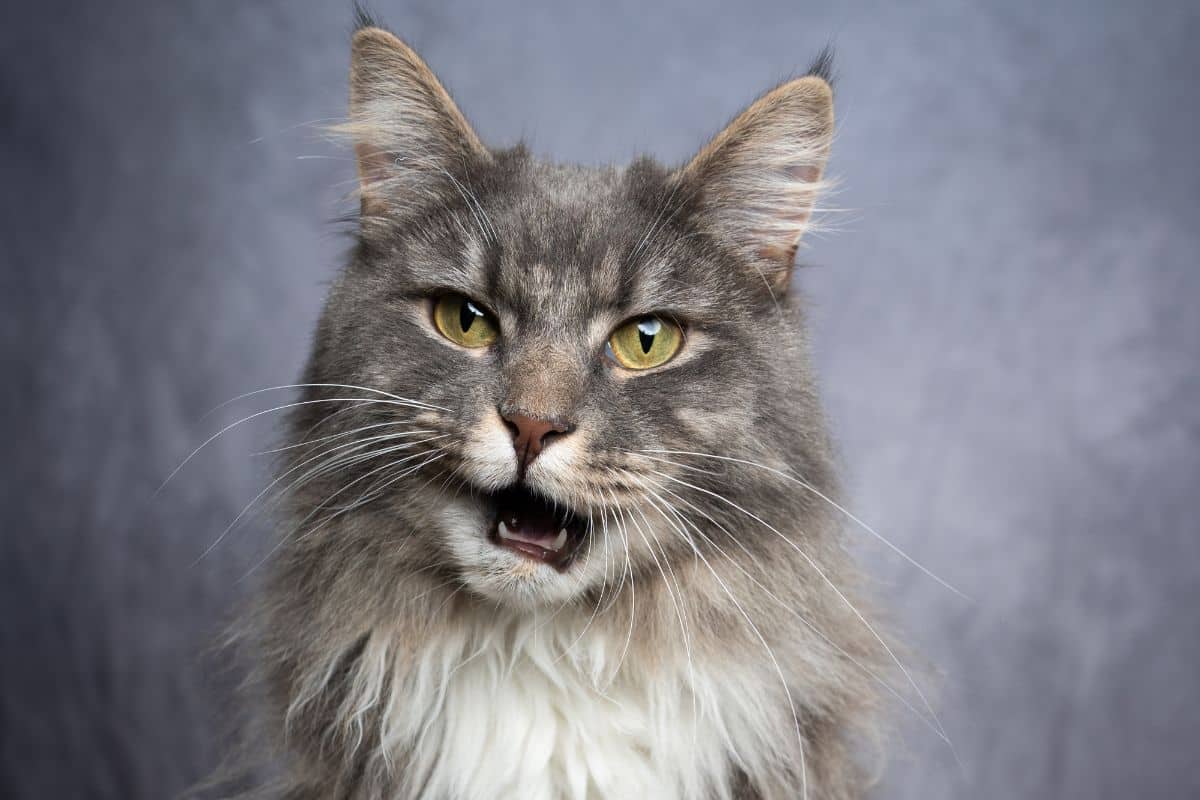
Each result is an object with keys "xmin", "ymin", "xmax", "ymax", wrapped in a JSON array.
[
  {"xmin": 786, "ymin": 164, "xmax": 821, "ymax": 184},
  {"xmin": 756, "ymin": 240, "xmax": 800, "ymax": 266},
  {"xmin": 354, "ymin": 143, "xmax": 392, "ymax": 187},
  {"xmin": 746, "ymin": 173, "xmax": 818, "ymax": 268},
  {"xmin": 753, "ymin": 212, "xmax": 810, "ymax": 267},
  {"xmin": 354, "ymin": 143, "xmax": 397, "ymax": 216}
]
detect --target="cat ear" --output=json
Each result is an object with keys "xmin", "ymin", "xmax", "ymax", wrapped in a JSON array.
[
  {"xmin": 345, "ymin": 26, "xmax": 491, "ymax": 217},
  {"xmin": 674, "ymin": 69, "xmax": 834, "ymax": 294}
]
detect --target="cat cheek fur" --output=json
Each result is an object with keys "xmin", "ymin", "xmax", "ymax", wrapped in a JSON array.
[{"xmin": 243, "ymin": 17, "xmax": 891, "ymax": 800}]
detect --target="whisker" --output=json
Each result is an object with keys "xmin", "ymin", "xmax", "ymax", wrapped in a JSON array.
[
  {"xmin": 193, "ymin": 431, "xmax": 444, "ymax": 565},
  {"xmin": 279, "ymin": 399, "xmax": 392, "ymax": 448},
  {"xmin": 553, "ymin": 512, "xmax": 611, "ymax": 667},
  {"xmin": 436, "ymin": 167, "xmax": 498, "ymax": 244},
  {"xmin": 159, "ymin": 396, "xmax": 438, "ymax": 493},
  {"xmin": 247, "ymin": 116, "xmax": 345, "ymax": 145},
  {"xmin": 621, "ymin": 487, "xmax": 701, "ymax": 762},
  {"xmin": 285, "ymin": 435, "xmax": 450, "ymax": 514},
  {"xmin": 606, "ymin": 495, "xmax": 638, "ymax": 687},
  {"xmin": 255, "ymin": 419, "xmax": 429, "ymax": 455},
  {"xmin": 646, "ymin": 466, "xmax": 960, "ymax": 767},
  {"xmin": 202, "ymin": 382, "xmax": 449, "ymax": 420},
  {"xmin": 640, "ymin": 449, "xmax": 968, "ymax": 600},
  {"xmin": 304, "ymin": 448, "xmax": 447, "ymax": 524},
  {"xmin": 594, "ymin": 491, "xmax": 631, "ymax": 622},
  {"xmin": 619, "ymin": 470, "xmax": 808, "ymax": 798},
  {"xmin": 239, "ymin": 450, "xmax": 446, "ymax": 581},
  {"xmin": 643, "ymin": 476, "xmax": 952, "ymax": 747}
]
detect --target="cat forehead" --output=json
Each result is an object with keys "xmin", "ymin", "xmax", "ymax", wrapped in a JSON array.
[
  {"xmin": 380, "ymin": 154, "xmax": 744, "ymax": 321},
  {"xmin": 446, "ymin": 161, "xmax": 699, "ymax": 313},
  {"xmin": 461, "ymin": 231, "xmax": 660, "ymax": 325}
]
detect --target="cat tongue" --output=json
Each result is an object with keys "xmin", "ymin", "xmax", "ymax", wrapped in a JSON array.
[
  {"xmin": 490, "ymin": 488, "xmax": 582, "ymax": 568},
  {"xmin": 497, "ymin": 505, "xmax": 569, "ymax": 551}
]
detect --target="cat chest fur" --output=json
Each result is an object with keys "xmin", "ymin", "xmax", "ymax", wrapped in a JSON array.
[{"xmin": 355, "ymin": 610, "xmax": 780, "ymax": 800}]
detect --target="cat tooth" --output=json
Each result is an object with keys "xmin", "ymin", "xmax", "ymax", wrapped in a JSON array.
[
  {"xmin": 498, "ymin": 521, "xmax": 513, "ymax": 541},
  {"xmin": 550, "ymin": 528, "xmax": 568, "ymax": 551}
]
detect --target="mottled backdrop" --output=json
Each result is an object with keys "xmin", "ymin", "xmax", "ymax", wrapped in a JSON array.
[{"xmin": 2, "ymin": 1, "xmax": 1198, "ymax": 798}]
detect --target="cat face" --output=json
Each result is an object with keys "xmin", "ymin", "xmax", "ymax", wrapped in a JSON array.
[{"xmin": 285, "ymin": 28, "xmax": 836, "ymax": 608}]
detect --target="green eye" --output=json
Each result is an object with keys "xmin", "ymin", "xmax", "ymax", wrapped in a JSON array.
[
  {"xmin": 607, "ymin": 315, "xmax": 683, "ymax": 370},
  {"xmin": 433, "ymin": 293, "xmax": 498, "ymax": 348}
]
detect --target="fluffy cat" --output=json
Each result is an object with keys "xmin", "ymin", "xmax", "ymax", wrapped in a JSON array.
[{"xmin": 247, "ymin": 15, "xmax": 895, "ymax": 800}]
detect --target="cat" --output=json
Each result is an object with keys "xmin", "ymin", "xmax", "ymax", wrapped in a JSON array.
[{"xmin": 246, "ymin": 14, "xmax": 894, "ymax": 800}]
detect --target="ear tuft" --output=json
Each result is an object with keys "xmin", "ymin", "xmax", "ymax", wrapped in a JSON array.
[
  {"xmin": 674, "ymin": 72, "xmax": 835, "ymax": 295},
  {"xmin": 805, "ymin": 45, "xmax": 836, "ymax": 86},
  {"xmin": 340, "ymin": 26, "xmax": 490, "ymax": 218},
  {"xmin": 352, "ymin": 2, "xmax": 378, "ymax": 32}
]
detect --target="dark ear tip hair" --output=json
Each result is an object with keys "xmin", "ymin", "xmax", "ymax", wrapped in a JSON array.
[
  {"xmin": 805, "ymin": 45, "xmax": 836, "ymax": 88},
  {"xmin": 352, "ymin": 1, "xmax": 379, "ymax": 32}
]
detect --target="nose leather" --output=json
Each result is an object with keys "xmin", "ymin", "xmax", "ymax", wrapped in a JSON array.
[{"xmin": 500, "ymin": 410, "xmax": 575, "ymax": 474}]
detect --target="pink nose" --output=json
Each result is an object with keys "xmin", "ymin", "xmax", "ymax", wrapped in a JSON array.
[{"xmin": 500, "ymin": 410, "xmax": 575, "ymax": 474}]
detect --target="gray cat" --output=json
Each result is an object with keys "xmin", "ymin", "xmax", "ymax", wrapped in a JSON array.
[{"xmin": 247, "ymin": 15, "xmax": 897, "ymax": 800}]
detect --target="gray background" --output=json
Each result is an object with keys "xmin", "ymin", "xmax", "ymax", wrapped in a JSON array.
[{"xmin": 2, "ymin": 0, "xmax": 1198, "ymax": 798}]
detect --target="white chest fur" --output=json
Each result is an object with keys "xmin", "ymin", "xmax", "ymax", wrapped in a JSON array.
[{"xmin": 358, "ymin": 610, "xmax": 785, "ymax": 800}]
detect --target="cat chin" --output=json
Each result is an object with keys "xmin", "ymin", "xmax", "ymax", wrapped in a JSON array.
[
  {"xmin": 459, "ymin": 557, "xmax": 585, "ymax": 609},
  {"xmin": 434, "ymin": 496, "xmax": 595, "ymax": 608}
]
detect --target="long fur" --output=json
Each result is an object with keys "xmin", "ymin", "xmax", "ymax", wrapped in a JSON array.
[{"xmin": 231, "ymin": 20, "xmax": 896, "ymax": 800}]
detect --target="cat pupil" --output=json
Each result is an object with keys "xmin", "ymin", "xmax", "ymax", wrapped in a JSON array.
[
  {"xmin": 460, "ymin": 300, "xmax": 478, "ymax": 333},
  {"xmin": 636, "ymin": 318, "xmax": 661, "ymax": 354}
]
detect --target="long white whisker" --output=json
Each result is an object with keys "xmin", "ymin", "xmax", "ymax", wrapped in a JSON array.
[
  {"xmin": 606, "ymin": 494, "xmax": 637, "ymax": 686},
  {"xmin": 437, "ymin": 167, "xmax": 498, "ymax": 244},
  {"xmin": 647, "ymin": 467, "xmax": 960, "ymax": 767},
  {"xmin": 644, "ymin": 477, "xmax": 952, "ymax": 747},
  {"xmin": 622, "ymin": 471, "xmax": 807, "ymax": 799},
  {"xmin": 159, "ymin": 396, "xmax": 441, "ymax": 493},
  {"xmin": 622, "ymin": 481, "xmax": 701, "ymax": 764},
  {"xmin": 305, "ymin": 447, "xmax": 447, "ymax": 524},
  {"xmin": 256, "ymin": 419, "xmax": 427, "ymax": 455},
  {"xmin": 203, "ymin": 382, "xmax": 449, "ymax": 419},
  {"xmin": 194, "ymin": 431, "xmax": 444, "ymax": 563},
  {"xmin": 640, "ymin": 449, "xmax": 968, "ymax": 600},
  {"xmin": 594, "ymin": 498, "xmax": 632, "ymax": 642},
  {"xmin": 240, "ymin": 450, "xmax": 445, "ymax": 581},
  {"xmin": 554, "ymin": 512, "xmax": 612, "ymax": 667},
  {"xmin": 193, "ymin": 430, "xmax": 441, "ymax": 564}
]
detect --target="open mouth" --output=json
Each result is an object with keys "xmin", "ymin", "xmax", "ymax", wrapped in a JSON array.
[{"xmin": 486, "ymin": 486, "xmax": 587, "ymax": 570}]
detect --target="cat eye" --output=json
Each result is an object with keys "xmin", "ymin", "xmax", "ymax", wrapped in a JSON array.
[
  {"xmin": 432, "ymin": 293, "xmax": 499, "ymax": 348},
  {"xmin": 607, "ymin": 315, "xmax": 683, "ymax": 370}
]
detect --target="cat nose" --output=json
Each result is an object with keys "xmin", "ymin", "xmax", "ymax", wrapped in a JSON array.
[{"xmin": 499, "ymin": 409, "xmax": 575, "ymax": 474}]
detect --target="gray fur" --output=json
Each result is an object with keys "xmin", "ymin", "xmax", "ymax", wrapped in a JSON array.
[
  {"xmin": 6, "ymin": 2, "xmax": 1200, "ymax": 800},
  {"xmin": 244, "ymin": 24, "xmax": 888, "ymax": 800}
]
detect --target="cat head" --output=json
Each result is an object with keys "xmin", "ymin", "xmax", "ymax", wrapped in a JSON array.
[{"xmin": 287, "ymin": 24, "xmax": 837, "ymax": 608}]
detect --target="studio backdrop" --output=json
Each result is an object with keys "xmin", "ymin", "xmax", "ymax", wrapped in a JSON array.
[{"xmin": 2, "ymin": 1, "xmax": 1198, "ymax": 798}]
